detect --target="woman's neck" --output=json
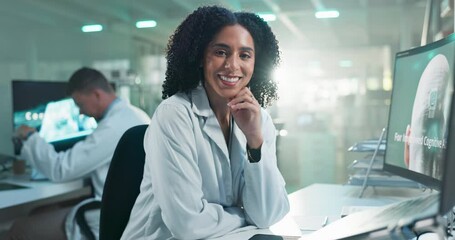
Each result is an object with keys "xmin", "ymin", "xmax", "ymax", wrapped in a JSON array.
[
  {"xmin": 206, "ymin": 91, "xmax": 231, "ymax": 144},
  {"xmin": 211, "ymin": 100, "xmax": 231, "ymax": 143}
]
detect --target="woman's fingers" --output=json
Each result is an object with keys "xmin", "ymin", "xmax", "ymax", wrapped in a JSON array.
[{"xmin": 228, "ymin": 88, "xmax": 257, "ymax": 107}]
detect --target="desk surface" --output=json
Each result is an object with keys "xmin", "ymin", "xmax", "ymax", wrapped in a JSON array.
[
  {"xmin": 215, "ymin": 183, "xmax": 430, "ymax": 240},
  {"xmin": 0, "ymin": 177, "xmax": 431, "ymax": 239},
  {"xmin": 0, "ymin": 174, "xmax": 87, "ymax": 210}
]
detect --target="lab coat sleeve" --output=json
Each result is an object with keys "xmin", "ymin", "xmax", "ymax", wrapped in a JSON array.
[
  {"xmin": 241, "ymin": 110, "xmax": 290, "ymax": 228},
  {"xmin": 20, "ymin": 121, "xmax": 118, "ymax": 182},
  {"xmin": 147, "ymin": 104, "xmax": 246, "ymax": 239}
]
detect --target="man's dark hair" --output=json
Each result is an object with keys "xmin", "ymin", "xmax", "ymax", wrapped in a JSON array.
[
  {"xmin": 67, "ymin": 67, "xmax": 114, "ymax": 95},
  {"xmin": 162, "ymin": 5, "xmax": 280, "ymax": 107}
]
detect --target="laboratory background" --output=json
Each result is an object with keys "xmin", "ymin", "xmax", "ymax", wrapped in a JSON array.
[{"xmin": 0, "ymin": 0, "xmax": 451, "ymax": 193}]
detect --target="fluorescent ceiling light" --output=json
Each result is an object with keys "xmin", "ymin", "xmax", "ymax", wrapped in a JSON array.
[
  {"xmin": 315, "ymin": 10, "xmax": 340, "ymax": 19},
  {"xmin": 339, "ymin": 60, "xmax": 352, "ymax": 67},
  {"xmin": 258, "ymin": 13, "xmax": 276, "ymax": 22},
  {"xmin": 82, "ymin": 24, "xmax": 103, "ymax": 32},
  {"xmin": 136, "ymin": 20, "xmax": 157, "ymax": 28}
]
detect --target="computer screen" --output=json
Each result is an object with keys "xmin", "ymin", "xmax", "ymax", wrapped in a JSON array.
[
  {"xmin": 383, "ymin": 34, "xmax": 455, "ymax": 190},
  {"xmin": 12, "ymin": 80, "xmax": 97, "ymax": 151}
]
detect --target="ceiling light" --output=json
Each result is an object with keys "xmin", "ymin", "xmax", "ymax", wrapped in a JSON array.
[
  {"xmin": 339, "ymin": 60, "xmax": 352, "ymax": 67},
  {"xmin": 315, "ymin": 10, "xmax": 340, "ymax": 19},
  {"xmin": 136, "ymin": 20, "xmax": 157, "ymax": 28},
  {"xmin": 81, "ymin": 24, "xmax": 103, "ymax": 32},
  {"xmin": 258, "ymin": 13, "xmax": 277, "ymax": 22}
]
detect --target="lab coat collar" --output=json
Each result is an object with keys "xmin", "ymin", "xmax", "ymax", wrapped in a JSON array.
[
  {"xmin": 99, "ymin": 98, "xmax": 121, "ymax": 122},
  {"xmin": 190, "ymin": 85, "xmax": 211, "ymax": 118},
  {"xmin": 190, "ymin": 86, "xmax": 230, "ymax": 158}
]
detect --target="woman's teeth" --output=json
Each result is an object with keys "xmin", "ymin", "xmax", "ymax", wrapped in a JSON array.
[{"xmin": 220, "ymin": 76, "xmax": 240, "ymax": 82}]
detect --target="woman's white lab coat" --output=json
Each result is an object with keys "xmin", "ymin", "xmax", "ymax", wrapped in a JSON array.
[{"xmin": 122, "ymin": 86, "xmax": 289, "ymax": 240}]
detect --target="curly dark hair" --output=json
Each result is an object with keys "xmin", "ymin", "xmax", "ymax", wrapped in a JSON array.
[{"xmin": 162, "ymin": 5, "xmax": 280, "ymax": 107}]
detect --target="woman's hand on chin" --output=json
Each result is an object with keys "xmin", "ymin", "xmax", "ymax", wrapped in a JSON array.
[{"xmin": 228, "ymin": 87, "xmax": 263, "ymax": 148}]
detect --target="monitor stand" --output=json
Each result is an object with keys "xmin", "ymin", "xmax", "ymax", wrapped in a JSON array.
[{"xmin": 358, "ymin": 127, "xmax": 387, "ymax": 198}]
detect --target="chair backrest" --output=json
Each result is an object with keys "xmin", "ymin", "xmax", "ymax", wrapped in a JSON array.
[{"xmin": 99, "ymin": 124, "xmax": 148, "ymax": 240}]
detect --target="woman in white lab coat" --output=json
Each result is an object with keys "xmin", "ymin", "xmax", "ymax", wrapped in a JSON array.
[
  {"xmin": 8, "ymin": 67, "xmax": 150, "ymax": 240},
  {"xmin": 122, "ymin": 6, "xmax": 289, "ymax": 240}
]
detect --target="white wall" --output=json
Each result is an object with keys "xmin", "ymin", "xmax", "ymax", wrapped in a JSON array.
[{"xmin": 0, "ymin": 29, "xmax": 165, "ymax": 155}]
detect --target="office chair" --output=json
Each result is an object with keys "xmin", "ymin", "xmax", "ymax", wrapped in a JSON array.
[{"xmin": 99, "ymin": 124, "xmax": 148, "ymax": 240}]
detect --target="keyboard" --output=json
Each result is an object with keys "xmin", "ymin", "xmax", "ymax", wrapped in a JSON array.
[{"xmin": 302, "ymin": 193, "xmax": 439, "ymax": 240}]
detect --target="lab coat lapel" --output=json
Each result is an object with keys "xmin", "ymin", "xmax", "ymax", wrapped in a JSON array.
[
  {"xmin": 231, "ymin": 121, "xmax": 247, "ymax": 152},
  {"xmin": 191, "ymin": 86, "xmax": 230, "ymax": 159},
  {"xmin": 204, "ymin": 116, "xmax": 229, "ymax": 157}
]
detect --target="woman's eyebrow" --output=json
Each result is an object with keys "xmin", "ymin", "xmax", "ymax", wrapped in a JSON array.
[
  {"xmin": 211, "ymin": 43, "xmax": 230, "ymax": 49},
  {"xmin": 211, "ymin": 43, "xmax": 254, "ymax": 52}
]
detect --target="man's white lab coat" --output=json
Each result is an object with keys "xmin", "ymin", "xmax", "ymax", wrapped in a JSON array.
[{"xmin": 20, "ymin": 99, "xmax": 150, "ymax": 239}]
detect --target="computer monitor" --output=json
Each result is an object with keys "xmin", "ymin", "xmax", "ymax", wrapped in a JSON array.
[
  {"xmin": 383, "ymin": 34, "xmax": 455, "ymax": 190},
  {"xmin": 12, "ymin": 80, "xmax": 97, "ymax": 151},
  {"xmin": 440, "ymin": 92, "xmax": 455, "ymax": 215}
]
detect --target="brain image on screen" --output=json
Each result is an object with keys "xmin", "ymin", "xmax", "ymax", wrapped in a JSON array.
[{"xmin": 405, "ymin": 54, "xmax": 452, "ymax": 180}]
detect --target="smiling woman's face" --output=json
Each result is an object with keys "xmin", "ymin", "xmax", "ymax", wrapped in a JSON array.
[{"xmin": 202, "ymin": 24, "xmax": 255, "ymax": 103}]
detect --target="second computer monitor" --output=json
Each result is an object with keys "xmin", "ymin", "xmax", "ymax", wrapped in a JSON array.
[
  {"xmin": 12, "ymin": 80, "xmax": 97, "ymax": 151},
  {"xmin": 383, "ymin": 34, "xmax": 455, "ymax": 190}
]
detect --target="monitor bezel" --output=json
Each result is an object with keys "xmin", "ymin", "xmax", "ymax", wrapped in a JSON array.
[
  {"xmin": 440, "ymin": 85, "xmax": 455, "ymax": 214},
  {"xmin": 383, "ymin": 34, "xmax": 455, "ymax": 191}
]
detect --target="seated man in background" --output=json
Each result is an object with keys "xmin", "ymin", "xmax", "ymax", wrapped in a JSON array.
[{"xmin": 7, "ymin": 67, "xmax": 150, "ymax": 240}]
